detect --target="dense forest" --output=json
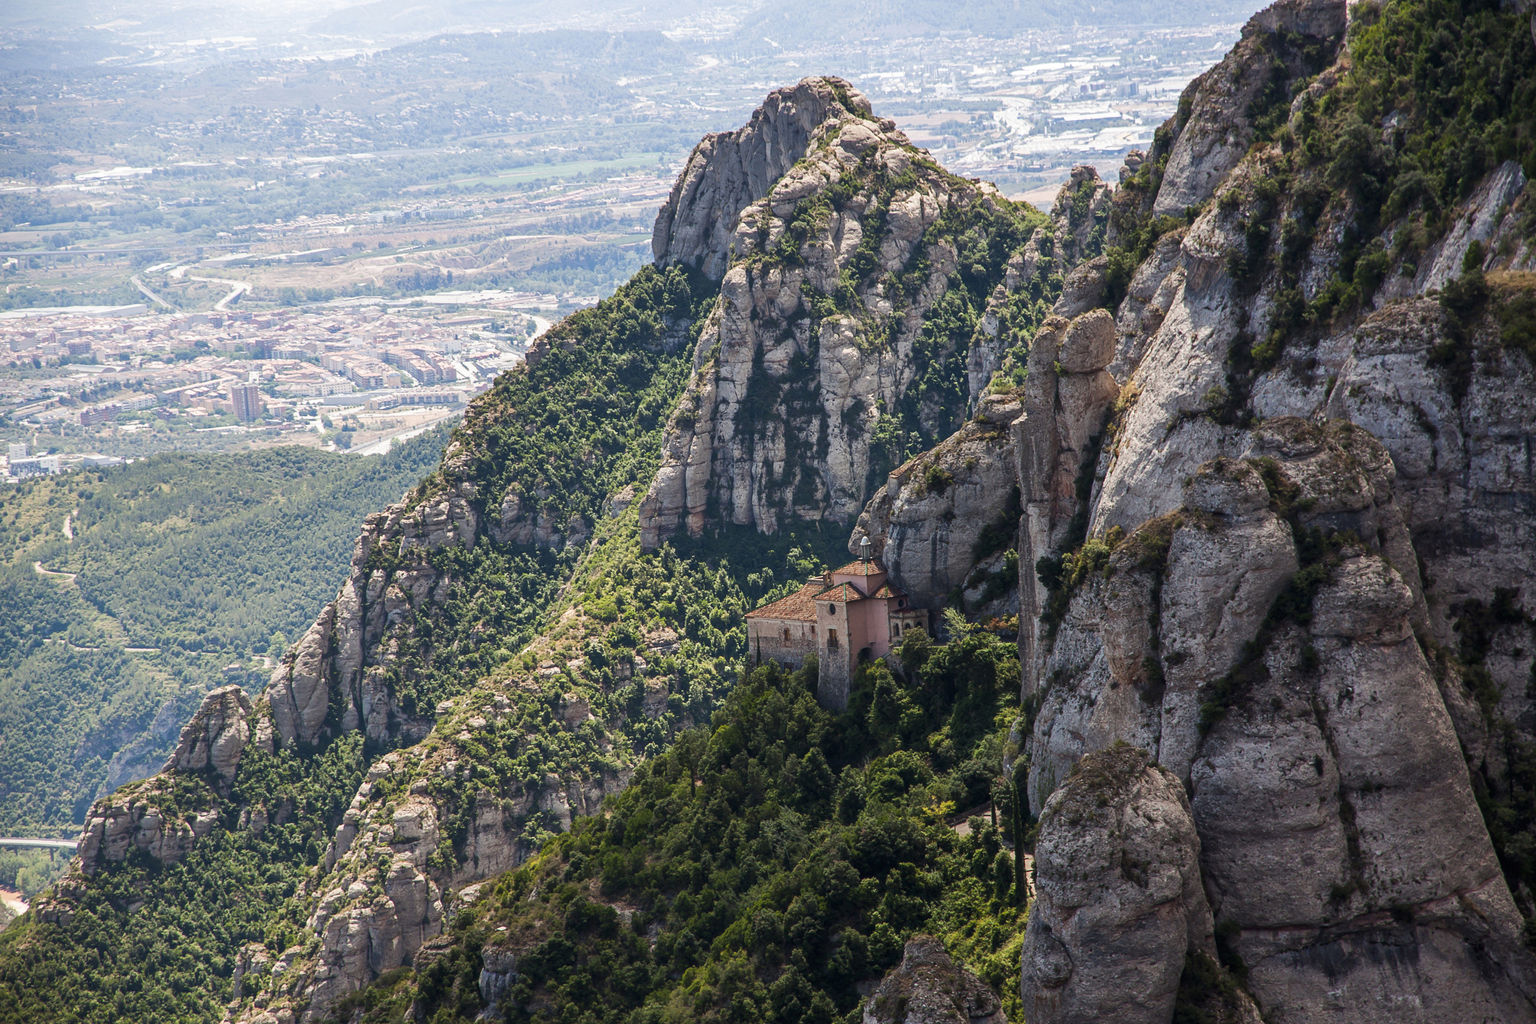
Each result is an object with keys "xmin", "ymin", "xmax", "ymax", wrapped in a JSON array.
[
  {"xmin": 0, "ymin": 429, "xmax": 451, "ymax": 838},
  {"xmin": 343, "ymin": 627, "xmax": 1029, "ymax": 1024}
]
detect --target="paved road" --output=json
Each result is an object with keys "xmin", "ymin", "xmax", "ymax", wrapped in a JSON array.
[
  {"xmin": 188, "ymin": 275, "xmax": 250, "ymax": 310},
  {"xmin": 130, "ymin": 275, "xmax": 179, "ymax": 312},
  {"xmin": 0, "ymin": 837, "xmax": 74, "ymax": 852},
  {"xmin": 348, "ymin": 410, "xmax": 460, "ymax": 456}
]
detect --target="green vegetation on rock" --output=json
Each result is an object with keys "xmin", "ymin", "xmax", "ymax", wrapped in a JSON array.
[{"xmin": 333, "ymin": 626, "xmax": 1027, "ymax": 1024}]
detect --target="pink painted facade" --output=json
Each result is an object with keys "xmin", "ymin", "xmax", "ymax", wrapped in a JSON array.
[{"xmin": 745, "ymin": 557, "xmax": 928, "ymax": 710}]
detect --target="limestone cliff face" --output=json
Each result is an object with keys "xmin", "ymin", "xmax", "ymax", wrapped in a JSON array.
[
  {"xmin": 1005, "ymin": 0, "xmax": 1536, "ymax": 1017},
  {"xmin": 639, "ymin": 80, "xmax": 1072, "ymax": 550},
  {"xmin": 164, "ymin": 685, "xmax": 253, "ymax": 787},
  {"xmin": 653, "ymin": 77, "xmax": 867, "ymax": 281},
  {"xmin": 1025, "ymin": 421, "xmax": 1536, "ymax": 1019},
  {"xmin": 36, "ymin": 685, "xmax": 250, "ymax": 895},
  {"xmin": 1020, "ymin": 746, "xmax": 1249, "ymax": 1024},
  {"xmin": 851, "ymin": 392, "xmax": 1021, "ymax": 614},
  {"xmin": 1149, "ymin": 0, "xmax": 1344, "ymax": 217},
  {"xmin": 260, "ymin": 466, "xmax": 482, "ymax": 754}
]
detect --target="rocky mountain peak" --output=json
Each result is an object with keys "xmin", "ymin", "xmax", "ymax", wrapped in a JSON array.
[
  {"xmin": 638, "ymin": 82, "xmax": 1096, "ymax": 551},
  {"xmin": 1146, "ymin": 0, "xmax": 1345, "ymax": 217},
  {"xmin": 652, "ymin": 75, "xmax": 879, "ymax": 280}
]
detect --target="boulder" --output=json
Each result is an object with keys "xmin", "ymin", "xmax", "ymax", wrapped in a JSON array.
[
  {"xmin": 1020, "ymin": 745, "xmax": 1214, "ymax": 1024},
  {"xmin": 864, "ymin": 936, "xmax": 1003, "ymax": 1024}
]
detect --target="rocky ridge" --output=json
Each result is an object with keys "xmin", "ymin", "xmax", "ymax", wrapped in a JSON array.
[
  {"xmin": 1005, "ymin": 0, "xmax": 1536, "ymax": 1019},
  {"xmin": 652, "ymin": 76, "xmax": 867, "ymax": 281},
  {"xmin": 863, "ymin": 936, "xmax": 1005, "ymax": 1024},
  {"xmin": 638, "ymin": 77, "xmax": 1087, "ymax": 549}
]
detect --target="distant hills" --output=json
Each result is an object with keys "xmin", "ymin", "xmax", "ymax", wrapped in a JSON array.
[
  {"xmin": 0, "ymin": 0, "xmax": 1265, "ymax": 61},
  {"xmin": 0, "ymin": 427, "xmax": 450, "ymax": 837}
]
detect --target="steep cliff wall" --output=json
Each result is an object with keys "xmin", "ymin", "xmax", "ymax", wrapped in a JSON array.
[
  {"xmin": 851, "ymin": 391, "xmax": 1022, "ymax": 615},
  {"xmin": 1012, "ymin": 0, "xmax": 1536, "ymax": 1018},
  {"xmin": 652, "ymin": 77, "xmax": 866, "ymax": 281},
  {"xmin": 638, "ymin": 79, "xmax": 1084, "ymax": 549}
]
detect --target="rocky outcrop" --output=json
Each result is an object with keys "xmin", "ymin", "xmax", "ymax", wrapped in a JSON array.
[
  {"xmin": 864, "ymin": 936, "xmax": 1004, "ymax": 1024},
  {"xmin": 1014, "ymin": 308, "xmax": 1121, "ymax": 686},
  {"xmin": 653, "ymin": 76, "xmax": 870, "ymax": 280},
  {"xmin": 639, "ymin": 80, "xmax": 1071, "ymax": 550},
  {"xmin": 1030, "ymin": 418, "xmax": 1426, "ymax": 797},
  {"xmin": 1050, "ymin": 165, "xmax": 1114, "ymax": 268},
  {"xmin": 1003, "ymin": 0, "xmax": 1536, "ymax": 1004},
  {"xmin": 1152, "ymin": 0, "xmax": 1345, "ymax": 216},
  {"xmin": 1025, "ymin": 411, "xmax": 1536, "ymax": 1020},
  {"xmin": 1193, "ymin": 551, "xmax": 1536, "ymax": 1023},
  {"xmin": 476, "ymin": 945, "xmax": 519, "ymax": 1020},
  {"xmin": 71, "ymin": 778, "xmax": 220, "ymax": 878},
  {"xmin": 227, "ymin": 590, "xmax": 698, "ymax": 1023},
  {"xmin": 163, "ymin": 684, "xmax": 254, "ymax": 788},
  {"xmin": 287, "ymin": 736, "xmax": 617, "ymax": 1019},
  {"xmin": 1021, "ymin": 745, "xmax": 1224, "ymax": 1024},
  {"xmin": 263, "ymin": 475, "xmax": 479, "ymax": 752},
  {"xmin": 48, "ymin": 468, "xmax": 487, "ymax": 912},
  {"xmin": 853, "ymin": 392, "xmax": 1021, "ymax": 612}
]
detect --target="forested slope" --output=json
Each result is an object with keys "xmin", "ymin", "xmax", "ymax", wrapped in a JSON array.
[
  {"xmin": 0, "ymin": 77, "xmax": 1077, "ymax": 1024},
  {"xmin": 0, "ymin": 430, "xmax": 450, "ymax": 837}
]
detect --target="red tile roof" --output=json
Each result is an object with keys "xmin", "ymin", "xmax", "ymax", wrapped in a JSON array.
[
  {"xmin": 745, "ymin": 581, "xmax": 822, "ymax": 622},
  {"xmin": 815, "ymin": 582, "xmax": 867, "ymax": 603},
  {"xmin": 868, "ymin": 583, "xmax": 901, "ymax": 600},
  {"xmin": 832, "ymin": 559, "xmax": 886, "ymax": 577}
]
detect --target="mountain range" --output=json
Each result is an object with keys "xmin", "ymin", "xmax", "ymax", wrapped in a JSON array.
[{"xmin": 1, "ymin": 0, "xmax": 1534, "ymax": 1021}]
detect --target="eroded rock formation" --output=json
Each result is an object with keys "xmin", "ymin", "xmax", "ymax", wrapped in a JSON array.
[
  {"xmin": 1008, "ymin": 0, "xmax": 1536, "ymax": 1016},
  {"xmin": 1020, "ymin": 745, "xmax": 1227, "ymax": 1024},
  {"xmin": 865, "ymin": 936, "xmax": 1004, "ymax": 1024},
  {"xmin": 639, "ymin": 84, "xmax": 1081, "ymax": 550},
  {"xmin": 164, "ymin": 684, "xmax": 253, "ymax": 787},
  {"xmin": 852, "ymin": 392, "xmax": 1021, "ymax": 613},
  {"xmin": 653, "ymin": 76, "xmax": 869, "ymax": 280}
]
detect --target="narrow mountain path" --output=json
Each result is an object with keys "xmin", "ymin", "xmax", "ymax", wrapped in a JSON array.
[{"xmin": 32, "ymin": 561, "xmax": 77, "ymax": 583}]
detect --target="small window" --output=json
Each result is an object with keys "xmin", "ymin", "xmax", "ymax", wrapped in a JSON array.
[
  {"xmin": 827, "ymin": 629, "xmax": 839, "ymax": 649},
  {"xmin": 782, "ymin": 628, "xmax": 791, "ymax": 642}
]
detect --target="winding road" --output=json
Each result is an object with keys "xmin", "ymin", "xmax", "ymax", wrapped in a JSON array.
[
  {"xmin": 189, "ymin": 275, "xmax": 250, "ymax": 310},
  {"xmin": 32, "ymin": 561, "xmax": 77, "ymax": 583}
]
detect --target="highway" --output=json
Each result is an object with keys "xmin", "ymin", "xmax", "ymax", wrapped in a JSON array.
[{"xmin": 0, "ymin": 838, "xmax": 75, "ymax": 852}]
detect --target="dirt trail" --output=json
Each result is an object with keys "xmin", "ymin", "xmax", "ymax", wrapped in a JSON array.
[{"xmin": 32, "ymin": 561, "xmax": 77, "ymax": 583}]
